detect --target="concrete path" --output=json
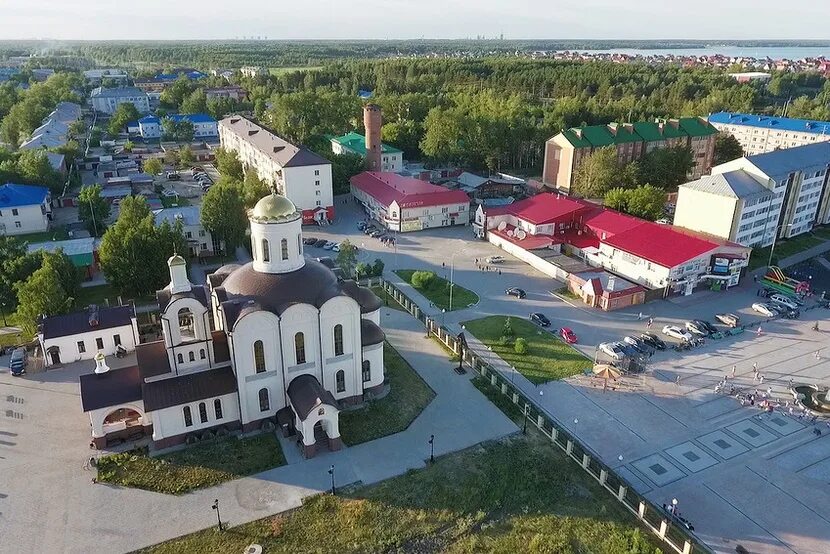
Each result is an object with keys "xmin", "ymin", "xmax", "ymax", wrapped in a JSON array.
[{"xmin": 0, "ymin": 307, "xmax": 516, "ymax": 554}]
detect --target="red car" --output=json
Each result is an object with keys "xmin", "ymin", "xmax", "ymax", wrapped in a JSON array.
[{"xmin": 559, "ymin": 327, "xmax": 577, "ymax": 344}]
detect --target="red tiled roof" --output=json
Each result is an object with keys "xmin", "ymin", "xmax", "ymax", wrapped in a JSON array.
[
  {"xmin": 486, "ymin": 192, "xmax": 588, "ymax": 225},
  {"xmin": 350, "ymin": 172, "xmax": 470, "ymax": 209},
  {"xmin": 560, "ymin": 230, "xmax": 600, "ymax": 249},
  {"xmin": 582, "ymin": 208, "xmax": 643, "ymax": 239},
  {"xmin": 489, "ymin": 226, "xmax": 561, "ymax": 250},
  {"xmin": 603, "ymin": 222, "xmax": 719, "ymax": 268}
]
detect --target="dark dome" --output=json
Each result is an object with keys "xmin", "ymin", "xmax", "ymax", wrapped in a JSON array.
[
  {"xmin": 220, "ymin": 260, "xmax": 342, "ymax": 315},
  {"xmin": 340, "ymin": 280, "xmax": 383, "ymax": 313}
]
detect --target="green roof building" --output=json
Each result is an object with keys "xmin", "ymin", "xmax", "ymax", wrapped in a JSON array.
[
  {"xmin": 330, "ymin": 131, "xmax": 404, "ymax": 172},
  {"xmin": 543, "ymin": 117, "xmax": 718, "ymax": 194}
]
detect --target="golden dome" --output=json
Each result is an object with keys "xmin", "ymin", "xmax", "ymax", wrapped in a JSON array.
[{"xmin": 250, "ymin": 192, "xmax": 298, "ymax": 222}]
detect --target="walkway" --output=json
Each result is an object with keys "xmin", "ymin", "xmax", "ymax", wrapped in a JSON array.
[{"xmin": 0, "ymin": 307, "xmax": 517, "ymax": 554}]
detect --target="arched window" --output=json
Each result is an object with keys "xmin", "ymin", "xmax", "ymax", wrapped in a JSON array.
[
  {"xmin": 258, "ymin": 388, "xmax": 270, "ymax": 412},
  {"xmin": 177, "ymin": 353, "xmax": 184, "ymax": 364},
  {"xmin": 281, "ymin": 238, "xmax": 289, "ymax": 260},
  {"xmin": 362, "ymin": 360, "xmax": 371, "ymax": 383},
  {"xmin": 261, "ymin": 238, "xmax": 270, "ymax": 262},
  {"xmin": 334, "ymin": 324, "xmax": 344, "ymax": 356},
  {"xmin": 198, "ymin": 402, "xmax": 208, "ymax": 423},
  {"xmin": 294, "ymin": 332, "xmax": 306, "ymax": 364},
  {"xmin": 335, "ymin": 370, "xmax": 346, "ymax": 393},
  {"xmin": 253, "ymin": 340, "xmax": 266, "ymax": 373},
  {"xmin": 297, "ymin": 234, "xmax": 302, "ymax": 255},
  {"xmin": 188, "ymin": 351, "xmax": 195, "ymax": 362},
  {"xmin": 199, "ymin": 349, "xmax": 206, "ymax": 360},
  {"xmin": 214, "ymin": 398, "xmax": 223, "ymax": 419},
  {"xmin": 177, "ymin": 307, "xmax": 194, "ymax": 340},
  {"xmin": 183, "ymin": 406, "xmax": 193, "ymax": 427}
]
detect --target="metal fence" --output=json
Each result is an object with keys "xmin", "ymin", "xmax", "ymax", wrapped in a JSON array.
[{"xmin": 379, "ymin": 278, "xmax": 707, "ymax": 554}]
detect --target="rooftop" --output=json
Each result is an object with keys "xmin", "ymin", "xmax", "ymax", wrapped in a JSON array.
[
  {"xmin": 743, "ymin": 141, "xmax": 830, "ymax": 177},
  {"xmin": 558, "ymin": 117, "xmax": 715, "ymax": 148},
  {"xmin": 91, "ymin": 86, "xmax": 146, "ymax": 99},
  {"xmin": 0, "ymin": 183, "xmax": 49, "ymax": 208},
  {"xmin": 40, "ymin": 305, "xmax": 134, "ymax": 340},
  {"xmin": 486, "ymin": 192, "xmax": 588, "ymax": 225},
  {"xmin": 680, "ymin": 170, "xmax": 770, "ymax": 199},
  {"xmin": 331, "ymin": 131, "xmax": 402, "ymax": 155},
  {"xmin": 350, "ymin": 172, "xmax": 470, "ymax": 209},
  {"xmin": 139, "ymin": 113, "xmax": 216, "ymax": 125},
  {"xmin": 219, "ymin": 116, "xmax": 330, "ymax": 168},
  {"xmin": 153, "ymin": 205, "xmax": 202, "ymax": 227},
  {"xmin": 602, "ymin": 222, "xmax": 720, "ymax": 268},
  {"xmin": 709, "ymin": 112, "xmax": 830, "ymax": 135}
]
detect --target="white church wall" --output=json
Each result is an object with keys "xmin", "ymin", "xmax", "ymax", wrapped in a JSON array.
[
  {"xmin": 279, "ymin": 303, "xmax": 322, "ymax": 381},
  {"xmin": 361, "ymin": 342, "xmax": 385, "ymax": 390},
  {"xmin": 151, "ymin": 392, "xmax": 239, "ymax": 441},
  {"xmin": 319, "ymin": 295, "xmax": 363, "ymax": 400},
  {"xmin": 231, "ymin": 310, "xmax": 286, "ymax": 424}
]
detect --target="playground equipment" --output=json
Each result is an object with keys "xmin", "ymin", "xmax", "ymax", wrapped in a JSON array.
[{"xmin": 761, "ymin": 266, "xmax": 810, "ymax": 297}]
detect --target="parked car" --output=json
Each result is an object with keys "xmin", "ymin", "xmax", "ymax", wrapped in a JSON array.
[
  {"xmin": 370, "ymin": 230, "xmax": 385, "ymax": 238},
  {"xmin": 560, "ymin": 327, "xmax": 578, "ymax": 344},
  {"xmin": 662, "ymin": 325, "xmax": 694, "ymax": 342},
  {"xmin": 639, "ymin": 333, "xmax": 666, "ymax": 350},
  {"xmin": 302, "ymin": 237, "xmax": 317, "ymax": 245},
  {"xmin": 752, "ymin": 303, "xmax": 777, "ymax": 317},
  {"xmin": 599, "ymin": 342, "xmax": 625, "ymax": 360},
  {"xmin": 332, "ymin": 244, "xmax": 341, "ymax": 253},
  {"xmin": 9, "ymin": 347, "xmax": 26, "ymax": 376},
  {"xmin": 363, "ymin": 226, "xmax": 377, "ymax": 235},
  {"xmin": 769, "ymin": 293, "xmax": 801, "ymax": 310},
  {"xmin": 715, "ymin": 313, "xmax": 740, "ymax": 328},
  {"xmin": 529, "ymin": 312, "xmax": 550, "ymax": 327},
  {"xmin": 685, "ymin": 320, "xmax": 710, "ymax": 337},
  {"xmin": 623, "ymin": 336, "xmax": 652, "ymax": 354},
  {"xmin": 166, "ymin": 171, "xmax": 181, "ymax": 180},
  {"xmin": 323, "ymin": 241, "xmax": 337, "ymax": 250},
  {"xmin": 313, "ymin": 239, "xmax": 328, "ymax": 248},
  {"xmin": 782, "ymin": 308, "xmax": 800, "ymax": 319},
  {"xmin": 486, "ymin": 255, "xmax": 505, "ymax": 264},
  {"xmin": 615, "ymin": 341, "xmax": 641, "ymax": 358},
  {"xmin": 505, "ymin": 287, "xmax": 526, "ymax": 299}
]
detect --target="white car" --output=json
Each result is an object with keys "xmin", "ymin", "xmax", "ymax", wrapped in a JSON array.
[
  {"xmin": 331, "ymin": 244, "xmax": 341, "ymax": 253},
  {"xmin": 769, "ymin": 294, "xmax": 801, "ymax": 310},
  {"xmin": 598, "ymin": 342, "xmax": 624, "ymax": 360},
  {"xmin": 486, "ymin": 255, "xmax": 505, "ymax": 264},
  {"xmin": 752, "ymin": 303, "xmax": 777, "ymax": 317},
  {"xmin": 662, "ymin": 325, "xmax": 693, "ymax": 342}
]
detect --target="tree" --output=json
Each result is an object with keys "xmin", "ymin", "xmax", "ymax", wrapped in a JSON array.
[
  {"xmin": 604, "ymin": 185, "xmax": 666, "ymax": 221},
  {"xmin": 604, "ymin": 187, "xmax": 629, "ymax": 212},
  {"xmin": 123, "ymin": 140, "xmax": 134, "ymax": 152},
  {"xmin": 178, "ymin": 144, "xmax": 195, "ymax": 167},
  {"xmin": 16, "ymin": 149, "xmax": 62, "ymax": 192},
  {"xmin": 108, "ymin": 103, "xmax": 140, "ymax": 135},
  {"xmin": 42, "ymin": 250, "xmax": 81, "ymax": 303},
  {"xmin": 14, "ymin": 259, "xmax": 72, "ymax": 335},
  {"xmin": 78, "ymin": 184, "xmax": 111, "ymax": 236},
  {"xmin": 336, "ymin": 239, "xmax": 358, "ymax": 277},
  {"xmin": 637, "ymin": 146, "xmax": 694, "ymax": 190},
  {"xmin": 410, "ymin": 270, "xmax": 435, "ymax": 289},
  {"xmin": 215, "ymin": 148, "xmax": 245, "ymax": 181},
  {"xmin": 242, "ymin": 171, "xmax": 270, "ymax": 208},
  {"xmin": 180, "ymin": 89, "xmax": 208, "ymax": 115},
  {"xmin": 143, "ymin": 157, "xmax": 163, "ymax": 175},
  {"xmin": 571, "ymin": 146, "xmax": 622, "ymax": 198},
  {"xmin": 0, "ymin": 236, "xmax": 40, "ymax": 310},
  {"xmin": 371, "ymin": 258, "xmax": 385, "ymax": 277},
  {"xmin": 514, "ymin": 337, "xmax": 528, "ymax": 355},
  {"xmin": 200, "ymin": 182, "xmax": 247, "ymax": 252},
  {"xmin": 329, "ymin": 152, "xmax": 365, "ymax": 195},
  {"xmin": 713, "ymin": 134, "xmax": 744, "ymax": 165},
  {"xmin": 162, "ymin": 117, "xmax": 195, "ymax": 143}
]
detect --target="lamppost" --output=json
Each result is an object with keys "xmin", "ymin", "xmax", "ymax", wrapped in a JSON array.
[
  {"xmin": 522, "ymin": 403, "xmax": 529, "ymax": 435},
  {"xmin": 211, "ymin": 499, "xmax": 223, "ymax": 531},
  {"xmin": 448, "ymin": 250, "xmax": 463, "ymax": 311},
  {"xmin": 768, "ymin": 223, "xmax": 794, "ymax": 268},
  {"xmin": 328, "ymin": 464, "xmax": 336, "ymax": 495},
  {"xmin": 428, "ymin": 434, "xmax": 435, "ymax": 463},
  {"xmin": 0, "ymin": 302, "xmax": 7, "ymax": 327}
]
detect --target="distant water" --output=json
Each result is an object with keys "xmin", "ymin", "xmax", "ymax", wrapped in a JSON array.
[{"xmin": 569, "ymin": 46, "xmax": 830, "ymax": 60}]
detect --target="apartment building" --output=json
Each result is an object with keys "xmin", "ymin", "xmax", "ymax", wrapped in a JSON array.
[
  {"xmin": 709, "ymin": 112, "xmax": 830, "ymax": 156},
  {"xmin": 218, "ymin": 116, "xmax": 334, "ymax": 223},
  {"xmin": 0, "ymin": 183, "xmax": 51, "ymax": 236},
  {"xmin": 204, "ymin": 86, "xmax": 247, "ymax": 101},
  {"xmin": 674, "ymin": 142, "xmax": 830, "ymax": 247},
  {"xmin": 137, "ymin": 114, "xmax": 218, "ymax": 139},
  {"xmin": 542, "ymin": 117, "xmax": 717, "ymax": 193},
  {"xmin": 90, "ymin": 87, "xmax": 150, "ymax": 115}
]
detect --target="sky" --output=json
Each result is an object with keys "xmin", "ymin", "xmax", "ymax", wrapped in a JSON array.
[{"xmin": 1, "ymin": 0, "xmax": 828, "ymax": 41}]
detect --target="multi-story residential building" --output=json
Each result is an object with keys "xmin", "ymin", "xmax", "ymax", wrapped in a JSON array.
[
  {"xmin": 153, "ymin": 205, "xmax": 223, "ymax": 256},
  {"xmin": 708, "ymin": 112, "xmax": 830, "ymax": 156},
  {"xmin": 90, "ymin": 87, "xmax": 150, "ymax": 115},
  {"xmin": 83, "ymin": 69, "xmax": 129, "ymax": 85},
  {"xmin": 133, "ymin": 78, "xmax": 170, "ymax": 97},
  {"xmin": 204, "ymin": 86, "xmax": 247, "ymax": 101},
  {"xmin": 674, "ymin": 142, "xmax": 830, "ymax": 247},
  {"xmin": 542, "ymin": 117, "xmax": 718, "ymax": 193},
  {"xmin": 0, "ymin": 183, "xmax": 51, "ymax": 235},
  {"xmin": 240, "ymin": 66, "xmax": 267, "ymax": 78},
  {"xmin": 137, "ymin": 114, "xmax": 218, "ymax": 140},
  {"xmin": 218, "ymin": 115, "xmax": 334, "ymax": 224}
]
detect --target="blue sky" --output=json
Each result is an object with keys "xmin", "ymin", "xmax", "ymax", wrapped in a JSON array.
[{"xmin": 1, "ymin": 0, "xmax": 827, "ymax": 40}]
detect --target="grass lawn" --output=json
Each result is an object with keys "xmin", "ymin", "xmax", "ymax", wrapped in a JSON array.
[
  {"xmin": 139, "ymin": 434, "xmax": 665, "ymax": 554},
  {"xmin": 556, "ymin": 286, "xmax": 582, "ymax": 301},
  {"xmin": 470, "ymin": 375, "xmax": 524, "ymax": 423},
  {"xmin": 339, "ymin": 343, "xmax": 435, "ymax": 445},
  {"xmin": 96, "ymin": 433, "xmax": 286, "ymax": 495},
  {"xmin": 462, "ymin": 316, "xmax": 590, "ymax": 384},
  {"xmin": 395, "ymin": 269, "xmax": 479, "ymax": 311},
  {"xmin": 73, "ymin": 284, "xmax": 155, "ymax": 309},
  {"xmin": 13, "ymin": 226, "xmax": 69, "ymax": 243},
  {"xmin": 748, "ymin": 232, "xmax": 828, "ymax": 271},
  {"xmin": 369, "ymin": 286, "xmax": 405, "ymax": 312}
]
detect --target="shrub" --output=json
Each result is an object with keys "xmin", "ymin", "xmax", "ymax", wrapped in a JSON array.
[
  {"xmin": 354, "ymin": 262, "xmax": 370, "ymax": 278},
  {"xmin": 514, "ymin": 337, "xmax": 529, "ymax": 355},
  {"xmin": 372, "ymin": 258, "xmax": 385, "ymax": 277},
  {"xmin": 410, "ymin": 270, "xmax": 436, "ymax": 289},
  {"xmin": 503, "ymin": 317, "xmax": 514, "ymax": 337},
  {"xmin": 498, "ymin": 335, "xmax": 513, "ymax": 346}
]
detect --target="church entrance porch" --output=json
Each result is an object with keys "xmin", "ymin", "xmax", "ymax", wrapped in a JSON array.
[{"xmin": 286, "ymin": 374, "xmax": 342, "ymax": 458}]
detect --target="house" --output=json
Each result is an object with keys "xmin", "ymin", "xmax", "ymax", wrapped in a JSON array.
[
  {"xmin": 90, "ymin": 87, "xmax": 150, "ymax": 115},
  {"xmin": 219, "ymin": 115, "xmax": 334, "ymax": 224},
  {"xmin": 153, "ymin": 205, "xmax": 223, "ymax": 257},
  {"xmin": 350, "ymin": 172, "xmax": 470, "ymax": 232},
  {"xmin": 0, "ymin": 183, "xmax": 51, "ymax": 235},
  {"xmin": 28, "ymin": 237, "xmax": 98, "ymax": 279},
  {"xmin": 330, "ymin": 105, "xmax": 402, "ymax": 172},
  {"xmin": 39, "ymin": 304, "xmax": 138, "ymax": 367},
  {"xmin": 83, "ymin": 69, "xmax": 129, "ymax": 85},
  {"xmin": 137, "ymin": 114, "xmax": 218, "ymax": 140},
  {"xmin": 240, "ymin": 66, "xmax": 267, "ymax": 78},
  {"xmin": 79, "ymin": 192, "xmax": 386, "ymax": 456},
  {"xmin": 542, "ymin": 117, "xmax": 718, "ymax": 193},
  {"xmin": 19, "ymin": 101, "xmax": 82, "ymax": 151},
  {"xmin": 456, "ymin": 172, "xmax": 523, "ymax": 198},
  {"xmin": 708, "ymin": 112, "xmax": 830, "ymax": 156},
  {"xmin": 204, "ymin": 86, "xmax": 246, "ymax": 101}
]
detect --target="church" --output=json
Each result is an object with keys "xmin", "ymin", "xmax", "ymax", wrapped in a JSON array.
[{"xmin": 79, "ymin": 192, "xmax": 386, "ymax": 458}]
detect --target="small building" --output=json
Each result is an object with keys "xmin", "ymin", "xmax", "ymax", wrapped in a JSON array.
[
  {"xmin": 330, "ymin": 132, "xmax": 403, "ymax": 172},
  {"xmin": 567, "ymin": 270, "xmax": 646, "ymax": 311},
  {"xmin": 456, "ymin": 172, "xmax": 523, "ymax": 198},
  {"xmin": 137, "ymin": 114, "xmax": 218, "ymax": 140},
  {"xmin": 27, "ymin": 237, "xmax": 98, "ymax": 280},
  {"xmin": 83, "ymin": 69, "xmax": 130, "ymax": 85},
  {"xmin": 350, "ymin": 172, "xmax": 470, "ymax": 232},
  {"xmin": 0, "ymin": 183, "xmax": 51, "ymax": 235},
  {"xmin": 204, "ymin": 86, "xmax": 246, "ymax": 101},
  {"xmin": 90, "ymin": 87, "xmax": 150, "ymax": 115},
  {"xmin": 39, "ymin": 304, "xmax": 138, "ymax": 367},
  {"xmin": 153, "ymin": 205, "xmax": 223, "ymax": 257}
]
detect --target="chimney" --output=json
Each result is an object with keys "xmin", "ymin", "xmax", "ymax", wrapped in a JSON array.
[
  {"xmin": 363, "ymin": 104, "xmax": 382, "ymax": 171},
  {"xmin": 607, "ymin": 123, "xmax": 618, "ymax": 136}
]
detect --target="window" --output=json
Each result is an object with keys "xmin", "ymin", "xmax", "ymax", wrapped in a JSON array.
[
  {"xmin": 297, "ymin": 234, "xmax": 302, "ymax": 255},
  {"xmin": 199, "ymin": 402, "xmax": 208, "ymax": 423},
  {"xmin": 77, "ymin": 341, "xmax": 86, "ymax": 354},
  {"xmin": 316, "ymin": 200, "xmax": 321, "ymax": 206},
  {"xmin": 183, "ymin": 406, "xmax": 193, "ymax": 427},
  {"xmin": 334, "ymin": 324, "xmax": 344, "ymax": 356},
  {"xmin": 294, "ymin": 332, "xmax": 306, "ymax": 364},
  {"xmin": 254, "ymin": 340, "xmax": 266, "ymax": 373},
  {"xmin": 261, "ymin": 238, "xmax": 270, "ymax": 262},
  {"xmin": 362, "ymin": 360, "xmax": 371, "ymax": 382},
  {"xmin": 314, "ymin": 169, "xmax": 319, "ymax": 176},
  {"xmin": 113, "ymin": 334, "xmax": 121, "ymax": 346},
  {"xmin": 315, "ymin": 180, "xmax": 320, "ymax": 186},
  {"xmin": 336, "ymin": 370, "xmax": 346, "ymax": 393},
  {"xmin": 15, "ymin": 221, "xmax": 22, "ymax": 229},
  {"xmin": 11, "ymin": 208, "xmax": 18, "ymax": 216},
  {"xmin": 200, "ymin": 348, "xmax": 206, "ymax": 359},
  {"xmin": 198, "ymin": 230, "xmax": 205, "ymax": 237},
  {"xmin": 177, "ymin": 353, "xmax": 184, "ymax": 364},
  {"xmin": 281, "ymin": 238, "xmax": 288, "ymax": 260},
  {"xmin": 189, "ymin": 351, "xmax": 195, "ymax": 362},
  {"xmin": 214, "ymin": 398, "xmax": 223, "ymax": 419},
  {"xmin": 186, "ymin": 231, "xmax": 192, "ymax": 239},
  {"xmin": 258, "ymin": 388, "xmax": 270, "ymax": 412},
  {"xmin": 178, "ymin": 308, "xmax": 195, "ymax": 340},
  {"xmin": 96, "ymin": 337, "xmax": 104, "ymax": 350},
  {"xmin": 315, "ymin": 190, "xmax": 321, "ymax": 196}
]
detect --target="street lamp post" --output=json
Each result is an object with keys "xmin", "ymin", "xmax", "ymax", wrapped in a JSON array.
[
  {"xmin": 428, "ymin": 434, "xmax": 435, "ymax": 463},
  {"xmin": 328, "ymin": 464, "xmax": 336, "ymax": 495},
  {"xmin": 522, "ymin": 403, "xmax": 529, "ymax": 434},
  {"xmin": 448, "ymin": 250, "xmax": 463, "ymax": 311},
  {"xmin": 211, "ymin": 499, "xmax": 223, "ymax": 531}
]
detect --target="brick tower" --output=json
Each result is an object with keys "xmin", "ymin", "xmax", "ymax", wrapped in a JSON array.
[{"xmin": 363, "ymin": 104, "xmax": 382, "ymax": 171}]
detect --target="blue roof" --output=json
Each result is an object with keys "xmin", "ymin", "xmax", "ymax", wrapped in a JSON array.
[
  {"xmin": 746, "ymin": 142, "xmax": 830, "ymax": 178},
  {"xmin": 138, "ymin": 115, "xmax": 160, "ymax": 125},
  {"xmin": 0, "ymin": 183, "xmax": 49, "ymax": 208},
  {"xmin": 709, "ymin": 112, "xmax": 830, "ymax": 135},
  {"xmin": 138, "ymin": 114, "xmax": 215, "ymax": 126}
]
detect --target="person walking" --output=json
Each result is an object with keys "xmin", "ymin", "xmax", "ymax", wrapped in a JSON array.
[
  {"xmin": 759, "ymin": 374, "xmax": 765, "ymax": 384},
  {"xmin": 676, "ymin": 375, "xmax": 681, "ymax": 386},
  {"xmin": 647, "ymin": 317, "xmax": 653, "ymax": 329},
  {"xmin": 757, "ymin": 325, "xmax": 763, "ymax": 336},
  {"xmin": 816, "ymin": 349, "xmax": 822, "ymax": 360}
]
